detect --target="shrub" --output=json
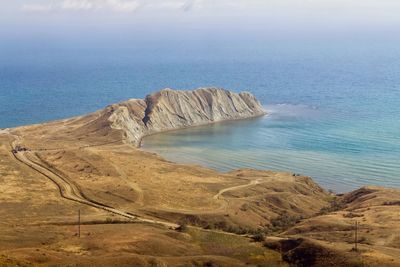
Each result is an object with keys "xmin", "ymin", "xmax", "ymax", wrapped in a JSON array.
[
  {"xmin": 252, "ymin": 232, "xmax": 265, "ymax": 242},
  {"xmin": 177, "ymin": 223, "xmax": 188, "ymax": 232},
  {"xmin": 240, "ymin": 203, "xmax": 249, "ymax": 211},
  {"xmin": 318, "ymin": 197, "xmax": 345, "ymax": 215},
  {"xmin": 203, "ymin": 260, "xmax": 216, "ymax": 267},
  {"xmin": 270, "ymin": 213, "xmax": 304, "ymax": 231}
]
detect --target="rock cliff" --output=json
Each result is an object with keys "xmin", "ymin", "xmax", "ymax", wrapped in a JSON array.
[{"xmin": 102, "ymin": 88, "xmax": 265, "ymax": 146}]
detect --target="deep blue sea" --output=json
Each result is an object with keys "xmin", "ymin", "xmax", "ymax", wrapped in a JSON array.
[{"xmin": 1, "ymin": 42, "xmax": 399, "ymax": 192}]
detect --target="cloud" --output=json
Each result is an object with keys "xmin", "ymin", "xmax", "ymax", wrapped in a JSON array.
[
  {"xmin": 19, "ymin": 0, "xmax": 204, "ymax": 13},
  {"xmin": 19, "ymin": 0, "xmax": 400, "ymax": 15},
  {"xmin": 21, "ymin": 0, "xmax": 141, "ymax": 12},
  {"xmin": 106, "ymin": 0, "xmax": 140, "ymax": 12},
  {"xmin": 182, "ymin": 0, "xmax": 196, "ymax": 11},
  {"xmin": 181, "ymin": 0, "xmax": 250, "ymax": 12},
  {"xmin": 144, "ymin": 1, "xmax": 185, "ymax": 9},
  {"xmin": 61, "ymin": 0, "xmax": 95, "ymax": 10},
  {"xmin": 21, "ymin": 3, "xmax": 53, "ymax": 12}
]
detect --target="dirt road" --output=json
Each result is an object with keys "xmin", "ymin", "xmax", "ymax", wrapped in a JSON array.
[
  {"xmin": 213, "ymin": 179, "xmax": 262, "ymax": 200},
  {"xmin": 12, "ymin": 148, "xmax": 178, "ymax": 229}
]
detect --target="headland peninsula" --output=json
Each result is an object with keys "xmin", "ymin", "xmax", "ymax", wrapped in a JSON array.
[{"xmin": 0, "ymin": 88, "xmax": 399, "ymax": 266}]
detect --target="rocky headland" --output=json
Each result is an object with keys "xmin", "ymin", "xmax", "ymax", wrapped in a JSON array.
[{"xmin": 88, "ymin": 87, "xmax": 266, "ymax": 146}]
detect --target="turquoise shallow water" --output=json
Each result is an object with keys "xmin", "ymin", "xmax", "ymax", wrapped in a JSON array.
[
  {"xmin": 1, "ymin": 42, "xmax": 400, "ymax": 192},
  {"xmin": 142, "ymin": 103, "xmax": 400, "ymax": 192}
]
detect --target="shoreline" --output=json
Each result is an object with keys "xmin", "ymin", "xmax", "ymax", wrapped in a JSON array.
[
  {"xmin": 3, "ymin": 86, "xmax": 397, "ymax": 196},
  {"xmin": 5, "ymin": 102, "xmax": 397, "ymax": 195},
  {"xmin": 138, "ymin": 117, "xmax": 400, "ymax": 195},
  {"xmin": 137, "ymin": 112, "xmax": 267, "ymax": 148},
  {"xmin": 2, "ymin": 92, "xmax": 400, "ymax": 266}
]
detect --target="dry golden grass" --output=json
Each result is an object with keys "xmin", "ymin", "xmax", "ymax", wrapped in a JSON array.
[
  {"xmin": 279, "ymin": 186, "xmax": 400, "ymax": 266},
  {"xmin": 1, "ymin": 111, "xmax": 399, "ymax": 266}
]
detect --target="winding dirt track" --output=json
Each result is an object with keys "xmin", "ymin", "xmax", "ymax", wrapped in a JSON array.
[
  {"xmin": 12, "ymin": 149, "xmax": 178, "ymax": 229},
  {"xmin": 7, "ymin": 131, "xmax": 263, "ymax": 231},
  {"xmin": 213, "ymin": 179, "xmax": 262, "ymax": 200}
]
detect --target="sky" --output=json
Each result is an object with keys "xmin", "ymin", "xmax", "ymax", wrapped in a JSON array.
[
  {"xmin": 2, "ymin": 0, "xmax": 400, "ymax": 28},
  {"xmin": 1, "ymin": 0, "xmax": 400, "ymax": 63},
  {"xmin": 1, "ymin": 0, "xmax": 399, "ymax": 15}
]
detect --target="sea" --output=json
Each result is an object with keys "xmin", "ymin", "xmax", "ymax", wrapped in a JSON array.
[{"xmin": 1, "ymin": 39, "xmax": 399, "ymax": 192}]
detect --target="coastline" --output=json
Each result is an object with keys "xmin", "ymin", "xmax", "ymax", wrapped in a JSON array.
[
  {"xmin": 137, "ymin": 111, "xmax": 267, "ymax": 148},
  {"xmin": 2, "ymin": 90, "xmax": 400, "ymax": 266}
]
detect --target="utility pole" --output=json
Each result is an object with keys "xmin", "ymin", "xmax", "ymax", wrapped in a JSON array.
[
  {"xmin": 78, "ymin": 209, "xmax": 81, "ymax": 238},
  {"xmin": 354, "ymin": 220, "xmax": 358, "ymax": 251}
]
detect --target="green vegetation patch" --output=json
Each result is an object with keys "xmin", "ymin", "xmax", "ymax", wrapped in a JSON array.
[{"xmin": 187, "ymin": 228, "xmax": 287, "ymax": 266}]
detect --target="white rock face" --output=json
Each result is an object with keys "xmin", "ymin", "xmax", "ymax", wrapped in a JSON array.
[{"xmin": 105, "ymin": 88, "xmax": 265, "ymax": 146}]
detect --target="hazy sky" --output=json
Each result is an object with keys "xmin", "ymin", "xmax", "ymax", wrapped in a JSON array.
[
  {"xmin": 1, "ymin": 0, "xmax": 400, "ymax": 61},
  {"xmin": 1, "ymin": 0, "xmax": 399, "ymax": 14},
  {"xmin": 2, "ymin": 0, "xmax": 400, "ymax": 26}
]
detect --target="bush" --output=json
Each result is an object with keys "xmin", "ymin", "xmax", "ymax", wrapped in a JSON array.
[
  {"xmin": 203, "ymin": 260, "xmax": 216, "ymax": 267},
  {"xmin": 318, "ymin": 197, "xmax": 345, "ymax": 215},
  {"xmin": 252, "ymin": 232, "xmax": 265, "ymax": 242},
  {"xmin": 177, "ymin": 223, "xmax": 188, "ymax": 232},
  {"xmin": 270, "ymin": 213, "xmax": 303, "ymax": 231}
]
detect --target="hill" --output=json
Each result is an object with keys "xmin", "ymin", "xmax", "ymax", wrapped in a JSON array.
[{"xmin": 0, "ymin": 88, "xmax": 398, "ymax": 266}]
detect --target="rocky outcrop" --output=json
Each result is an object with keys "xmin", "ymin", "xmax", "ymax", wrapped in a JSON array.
[{"xmin": 102, "ymin": 88, "xmax": 265, "ymax": 146}]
